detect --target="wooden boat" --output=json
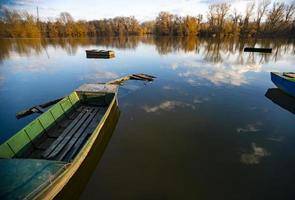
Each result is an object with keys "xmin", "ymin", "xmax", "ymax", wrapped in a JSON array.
[
  {"xmin": 244, "ymin": 47, "xmax": 272, "ymax": 53},
  {"xmin": 271, "ymin": 72, "xmax": 295, "ymax": 97},
  {"xmin": 85, "ymin": 50, "xmax": 115, "ymax": 58},
  {"xmin": 0, "ymin": 74, "xmax": 155, "ymax": 199},
  {"xmin": 0, "ymin": 84, "xmax": 119, "ymax": 199}
]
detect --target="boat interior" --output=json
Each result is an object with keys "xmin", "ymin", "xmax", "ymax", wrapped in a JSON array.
[
  {"xmin": 15, "ymin": 92, "xmax": 115, "ymax": 162},
  {"xmin": 283, "ymin": 72, "xmax": 295, "ymax": 79}
]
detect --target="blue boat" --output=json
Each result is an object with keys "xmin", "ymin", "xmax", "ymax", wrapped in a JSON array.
[{"xmin": 271, "ymin": 72, "xmax": 295, "ymax": 97}]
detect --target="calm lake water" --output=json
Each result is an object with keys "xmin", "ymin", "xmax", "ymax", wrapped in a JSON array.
[{"xmin": 0, "ymin": 37, "xmax": 295, "ymax": 199}]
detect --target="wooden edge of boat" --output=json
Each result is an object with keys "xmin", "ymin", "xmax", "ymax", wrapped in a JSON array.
[
  {"xmin": 271, "ymin": 72, "xmax": 295, "ymax": 81},
  {"xmin": 271, "ymin": 72, "xmax": 295, "ymax": 98},
  {"xmin": 0, "ymin": 74, "xmax": 155, "ymax": 199},
  {"xmin": 31, "ymin": 91, "xmax": 118, "ymax": 200}
]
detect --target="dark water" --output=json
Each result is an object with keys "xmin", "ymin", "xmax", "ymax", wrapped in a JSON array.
[{"xmin": 0, "ymin": 37, "xmax": 295, "ymax": 199}]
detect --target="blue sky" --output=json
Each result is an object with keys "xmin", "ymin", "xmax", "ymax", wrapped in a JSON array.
[{"xmin": 0, "ymin": 0, "xmax": 292, "ymax": 22}]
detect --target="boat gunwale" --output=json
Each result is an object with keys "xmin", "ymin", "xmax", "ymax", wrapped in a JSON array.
[
  {"xmin": 271, "ymin": 72, "xmax": 295, "ymax": 82},
  {"xmin": 0, "ymin": 92, "xmax": 80, "ymax": 158},
  {"xmin": 30, "ymin": 88, "xmax": 118, "ymax": 200}
]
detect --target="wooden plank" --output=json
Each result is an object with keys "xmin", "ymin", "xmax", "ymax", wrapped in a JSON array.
[
  {"xmin": 65, "ymin": 107, "xmax": 107, "ymax": 161},
  {"xmin": 283, "ymin": 73, "xmax": 295, "ymax": 78},
  {"xmin": 46, "ymin": 108, "xmax": 94, "ymax": 159},
  {"xmin": 55, "ymin": 108, "xmax": 99, "ymax": 161},
  {"xmin": 16, "ymin": 98, "xmax": 63, "ymax": 119},
  {"xmin": 42, "ymin": 108, "xmax": 89, "ymax": 158}
]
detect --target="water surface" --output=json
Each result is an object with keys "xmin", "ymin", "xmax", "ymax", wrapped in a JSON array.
[{"xmin": 0, "ymin": 37, "xmax": 295, "ymax": 200}]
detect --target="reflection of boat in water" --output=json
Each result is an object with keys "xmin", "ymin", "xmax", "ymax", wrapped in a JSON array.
[
  {"xmin": 86, "ymin": 49, "xmax": 115, "ymax": 59},
  {"xmin": 271, "ymin": 72, "xmax": 295, "ymax": 97},
  {"xmin": 265, "ymin": 88, "xmax": 295, "ymax": 115},
  {"xmin": 0, "ymin": 74, "xmax": 155, "ymax": 199}
]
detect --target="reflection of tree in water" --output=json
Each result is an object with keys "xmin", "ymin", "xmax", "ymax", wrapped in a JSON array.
[
  {"xmin": 95, "ymin": 36, "xmax": 139, "ymax": 49},
  {"xmin": 0, "ymin": 39, "xmax": 13, "ymax": 63},
  {"xmin": 154, "ymin": 36, "xmax": 199, "ymax": 55},
  {"xmin": 0, "ymin": 37, "xmax": 294, "ymax": 64},
  {"xmin": 201, "ymin": 37, "xmax": 295, "ymax": 65}
]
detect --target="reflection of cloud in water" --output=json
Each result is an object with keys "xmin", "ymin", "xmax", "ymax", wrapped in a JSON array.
[
  {"xmin": 241, "ymin": 143, "xmax": 270, "ymax": 165},
  {"xmin": 13, "ymin": 63, "xmax": 50, "ymax": 73},
  {"xmin": 237, "ymin": 123, "xmax": 261, "ymax": 133},
  {"xmin": 178, "ymin": 62, "xmax": 262, "ymax": 86},
  {"xmin": 193, "ymin": 97, "xmax": 209, "ymax": 104},
  {"xmin": 144, "ymin": 100, "xmax": 196, "ymax": 113},
  {"xmin": 163, "ymin": 85, "xmax": 173, "ymax": 90},
  {"xmin": 267, "ymin": 136, "xmax": 284, "ymax": 142},
  {"xmin": 0, "ymin": 76, "xmax": 4, "ymax": 86},
  {"xmin": 83, "ymin": 71, "xmax": 118, "ymax": 82}
]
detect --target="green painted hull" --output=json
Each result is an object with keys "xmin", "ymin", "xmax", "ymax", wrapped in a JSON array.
[{"xmin": 0, "ymin": 84, "xmax": 119, "ymax": 199}]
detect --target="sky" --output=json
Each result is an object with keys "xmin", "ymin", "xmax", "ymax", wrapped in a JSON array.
[{"xmin": 0, "ymin": 0, "xmax": 292, "ymax": 22}]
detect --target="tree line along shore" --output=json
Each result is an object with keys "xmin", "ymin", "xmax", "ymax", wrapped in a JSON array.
[{"xmin": 0, "ymin": 1, "xmax": 295, "ymax": 38}]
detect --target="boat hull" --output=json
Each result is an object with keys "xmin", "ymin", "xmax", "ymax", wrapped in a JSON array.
[
  {"xmin": 35, "ymin": 94, "xmax": 119, "ymax": 199},
  {"xmin": 271, "ymin": 72, "xmax": 295, "ymax": 97}
]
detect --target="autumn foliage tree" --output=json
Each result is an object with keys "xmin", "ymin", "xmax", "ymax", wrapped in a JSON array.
[{"xmin": 0, "ymin": 2, "xmax": 295, "ymax": 38}]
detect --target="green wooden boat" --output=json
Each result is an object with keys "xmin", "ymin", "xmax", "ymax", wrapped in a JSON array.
[{"xmin": 0, "ymin": 83, "xmax": 119, "ymax": 199}]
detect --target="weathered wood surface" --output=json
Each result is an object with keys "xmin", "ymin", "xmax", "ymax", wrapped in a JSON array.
[
  {"xmin": 55, "ymin": 108, "xmax": 99, "ymax": 161},
  {"xmin": 107, "ymin": 73, "xmax": 156, "ymax": 85},
  {"xmin": 65, "ymin": 107, "xmax": 106, "ymax": 161},
  {"xmin": 86, "ymin": 50, "xmax": 115, "ymax": 59},
  {"xmin": 283, "ymin": 72, "xmax": 295, "ymax": 78},
  {"xmin": 45, "ymin": 108, "xmax": 95, "ymax": 159},
  {"xmin": 42, "ymin": 108, "xmax": 90, "ymax": 158},
  {"xmin": 16, "ymin": 98, "xmax": 63, "ymax": 119}
]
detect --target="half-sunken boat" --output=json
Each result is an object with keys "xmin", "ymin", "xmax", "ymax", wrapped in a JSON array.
[
  {"xmin": 244, "ymin": 47, "xmax": 272, "ymax": 53},
  {"xmin": 0, "ymin": 74, "xmax": 155, "ymax": 199},
  {"xmin": 86, "ymin": 50, "xmax": 115, "ymax": 59},
  {"xmin": 271, "ymin": 72, "xmax": 295, "ymax": 97}
]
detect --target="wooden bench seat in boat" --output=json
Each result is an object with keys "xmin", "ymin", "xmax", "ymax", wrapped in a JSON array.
[{"xmin": 42, "ymin": 106, "xmax": 103, "ymax": 161}]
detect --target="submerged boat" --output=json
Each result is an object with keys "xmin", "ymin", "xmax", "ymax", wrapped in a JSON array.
[
  {"xmin": 0, "ymin": 74, "xmax": 155, "ymax": 199},
  {"xmin": 244, "ymin": 47, "xmax": 272, "ymax": 53},
  {"xmin": 0, "ymin": 84, "xmax": 119, "ymax": 199},
  {"xmin": 271, "ymin": 72, "xmax": 295, "ymax": 97},
  {"xmin": 85, "ymin": 50, "xmax": 115, "ymax": 58}
]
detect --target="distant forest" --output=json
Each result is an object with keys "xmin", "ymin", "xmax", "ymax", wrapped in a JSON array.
[{"xmin": 0, "ymin": 1, "xmax": 295, "ymax": 38}]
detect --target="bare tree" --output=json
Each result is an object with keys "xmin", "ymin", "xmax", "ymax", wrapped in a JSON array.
[
  {"xmin": 284, "ymin": 2, "xmax": 295, "ymax": 23},
  {"xmin": 256, "ymin": 0, "xmax": 271, "ymax": 32},
  {"xmin": 266, "ymin": 2, "xmax": 285, "ymax": 32}
]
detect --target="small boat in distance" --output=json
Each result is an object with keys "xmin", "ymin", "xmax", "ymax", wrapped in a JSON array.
[
  {"xmin": 271, "ymin": 72, "xmax": 295, "ymax": 97},
  {"xmin": 0, "ymin": 74, "xmax": 155, "ymax": 199},
  {"xmin": 86, "ymin": 49, "xmax": 115, "ymax": 59},
  {"xmin": 244, "ymin": 47, "xmax": 272, "ymax": 53}
]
